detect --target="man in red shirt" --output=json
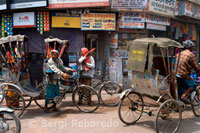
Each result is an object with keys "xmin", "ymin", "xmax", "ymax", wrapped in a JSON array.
[{"xmin": 176, "ymin": 40, "xmax": 200, "ymax": 101}]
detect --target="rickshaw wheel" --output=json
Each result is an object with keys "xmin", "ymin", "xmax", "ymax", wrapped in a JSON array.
[
  {"xmin": 3, "ymin": 89, "xmax": 25, "ymax": 118},
  {"xmin": 118, "ymin": 92, "xmax": 144, "ymax": 125},
  {"xmin": 155, "ymin": 99, "xmax": 182, "ymax": 133},
  {"xmin": 24, "ymin": 97, "xmax": 32, "ymax": 109},
  {"xmin": 99, "ymin": 82, "xmax": 121, "ymax": 107},
  {"xmin": 72, "ymin": 85, "xmax": 100, "ymax": 113},
  {"xmin": 191, "ymin": 87, "xmax": 200, "ymax": 117},
  {"xmin": 34, "ymin": 83, "xmax": 54, "ymax": 109}
]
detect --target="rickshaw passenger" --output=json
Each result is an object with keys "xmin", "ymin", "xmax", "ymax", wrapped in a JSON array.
[
  {"xmin": 44, "ymin": 50, "xmax": 75, "ymax": 113},
  {"xmin": 176, "ymin": 40, "xmax": 200, "ymax": 101}
]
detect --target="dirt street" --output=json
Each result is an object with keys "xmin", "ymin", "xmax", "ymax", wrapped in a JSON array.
[{"xmin": 20, "ymin": 95, "xmax": 200, "ymax": 133}]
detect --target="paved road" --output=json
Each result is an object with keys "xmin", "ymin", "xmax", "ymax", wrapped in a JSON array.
[{"xmin": 20, "ymin": 95, "xmax": 200, "ymax": 133}]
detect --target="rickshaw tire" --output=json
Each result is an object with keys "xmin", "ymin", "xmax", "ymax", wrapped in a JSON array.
[
  {"xmin": 155, "ymin": 99, "xmax": 182, "ymax": 133},
  {"xmin": 118, "ymin": 91, "xmax": 144, "ymax": 125},
  {"xmin": 4, "ymin": 89, "xmax": 25, "ymax": 118},
  {"xmin": 72, "ymin": 85, "xmax": 100, "ymax": 113},
  {"xmin": 99, "ymin": 82, "xmax": 121, "ymax": 107}
]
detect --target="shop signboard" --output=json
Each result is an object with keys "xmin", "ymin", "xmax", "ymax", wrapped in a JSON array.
[
  {"xmin": 175, "ymin": 1, "xmax": 200, "ymax": 20},
  {"xmin": 111, "ymin": 0, "xmax": 147, "ymax": 9},
  {"xmin": 81, "ymin": 13, "xmax": 116, "ymax": 31},
  {"xmin": 49, "ymin": 0, "xmax": 109, "ymax": 8},
  {"xmin": 0, "ymin": 0, "xmax": 7, "ymax": 10},
  {"xmin": 10, "ymin": 0, "xmax": 47, "ymax": 9},
  {"xmin": 146, "ymin": 0, "xmax": 176, "ymax": 17},
  {"xmin": 120, "ymin": 12, "xmax": 145, "ymax": 23},
  {"xmin": 52, "ymin": 12, "xmax": 81, "ymax": 28},
  {"xmin": 146, "ymin": 23, "xmax": 166, "ymax": 31},
  {"xmin": 119, "ymin": 22, "xmax": 145, "ymax": 29},
  {"xmin": 145, "ymin": 13, "xmax": 170, "ymax": 26},
  {"xmin": 13, "ymin": 12, "xmax": 35, "ymax": 28}
]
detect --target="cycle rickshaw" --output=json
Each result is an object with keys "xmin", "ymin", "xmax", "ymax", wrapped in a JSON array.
[{"xmin": 118, "ymin": 38, "xmax": 200, "ymax": 133}]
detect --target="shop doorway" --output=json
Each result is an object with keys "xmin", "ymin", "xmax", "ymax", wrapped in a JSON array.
[{"xmin": 86, "ymin": 34, "xmax": 98, "ymax": 60}]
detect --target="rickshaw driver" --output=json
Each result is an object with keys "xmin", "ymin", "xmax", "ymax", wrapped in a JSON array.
[
  {"xmin": 176, "ymin": 40, "xmax": 200, "ymax": 102},
  {"xmin": 44, "ymin": 49, "xmax": 75, "ymax": 113}
]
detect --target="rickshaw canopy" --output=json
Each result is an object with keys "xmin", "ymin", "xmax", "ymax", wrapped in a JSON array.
[
  {"xmin": 126, "ymin": 38, "xmax": 183, "ymax": 72},
  {"xmin": 131, "ymin": 38, "xmax": 183, "ymax": 48},
  {"xmin": 0, "ymin": 35, "xmax": 28, "ymax": 44},
  {"xmin": 44, "ymin": 37, "xmax": 68, "ymax": 45}
]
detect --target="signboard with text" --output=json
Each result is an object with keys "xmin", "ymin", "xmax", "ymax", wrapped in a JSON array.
[
  {"xmin": 10, "ymin": 0, "xmax": 47, "ymax": 9},
  {"xmin": 175, "ymin": 1, "xmax": 200, "ymax": 20},
  {"xmin": 49, "ymin": 0, "xmax": 109, "ymax": 8},
  {"xmin": 147, "ymin": 0, "xmax": 176, "ymax": 17},
  {"xmin": 146, "ymin": 23, "xmax": 166, "ymax": 31},
  {"xmin": 52, "ymin": 12, "xmax": 81, "ymax": 28},
  {"xmin": 81, "ymin": 13, "xmax": 116, "ymax": 31},
  {"xmin": 119, "ymin": 12, "xmax": 145, "ymax": 23},
  {"xmin": 111, "ymin": 0, "xmax": 147, "ymax": 9},
  {"xmin": 146, "ymin": 14, "xmax": 170, "ymax": 26},
  {"xmin": 0, "ymin": 0, "xmax": 7, "ymax": 10},
  {"xmin": 13, "ymin": 12, "xmax": 35, "ymax": 28},
  {"xmin": 119, "ymin": 22, "xmax": 145, "ymax": 29}
]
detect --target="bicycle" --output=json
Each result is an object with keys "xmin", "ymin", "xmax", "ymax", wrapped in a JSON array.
[
  {"xmin": 0, "ymin": 108, "xmax": 21, "ymax": 133},
  {"xmin": 34, "ymin": 72, "xmax": 100, "ymax": 113},
  {"xmin": 92, "ymin": 76, "xmax": 122, "ymax": 107}
]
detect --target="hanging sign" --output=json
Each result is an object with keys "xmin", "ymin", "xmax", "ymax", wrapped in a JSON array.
[
  {"xmin": 119, "ymin": 22, "xmax": 145, "ymax": 29},
  {"xmin": 52, "ymin": 12, "xmax": 81, "ymax": 28},
  {"xmin": 175, "ymin": 1, "xmax": 200, "ymax": 20},
  {"xmin": 13, "ymin": 12, "xmax": 35, "ymax": 28},
  {"xmin": 0, "ymin": 0, "xmax": 7, "ymax": 10},
  {"xmin": 146, "ymin": 23, "xmax": 166, "ymax": 31},
  {"xmin": 81, "ymin": 13, "xmax": 116, "ymax": 31},
  {"xmin": 48, "ymin": 0, "xmax": 109, "ymax": 8},
  {"xmin": 120, "ymin": 12, "xmax": 145, "ymax": 23},
  {"xmin": 111, "ymin": 0, "xmax": 147, "ymax": 9},
  {"xmin": 145, "ymin": 14, "xmax": 170, "ymax": 26},
  {"xmin": 10, "ymin": 0, "xmax": 47, "ymax": 9},
  {"xmin": 146, "ymin": 0, "xmax": 176, "ymax": 17}
]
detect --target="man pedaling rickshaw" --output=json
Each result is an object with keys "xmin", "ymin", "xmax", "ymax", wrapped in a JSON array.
[
  {"xmin": 176, "ymin": 40, "xmax": 200, "ymax": 103},
  {"xmin": 44, "ymin": 49, "xmax": 75, "ymax": 113}
]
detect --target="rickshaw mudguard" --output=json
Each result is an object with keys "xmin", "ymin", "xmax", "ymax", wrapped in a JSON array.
[
  {"xmin": 0, "ymin": 108, "xmax": 14, "ymax": 113},
  {"xmin": 120, "ymin": 88, "xmax": 132, "ymax": 99},
  {"xmin": 0, "ymin": 82, "xmax": 23, "ymax": 94}
]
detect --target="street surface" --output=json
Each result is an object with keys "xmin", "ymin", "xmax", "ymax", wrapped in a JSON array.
[{"xmin": 20, "ymin": 95, "xmax": 200, "ymax": 133}]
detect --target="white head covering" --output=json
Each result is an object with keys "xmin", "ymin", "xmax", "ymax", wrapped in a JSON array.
[
  {"xmin": 183, "ymin": 40, "xmax": 195, "ymax": 48},
  {"xmin": 51, "ymin": 49, "xmax": 59, "ymax": 55}
]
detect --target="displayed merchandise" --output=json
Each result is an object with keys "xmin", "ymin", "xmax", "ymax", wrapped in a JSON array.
[
  {"xmin": 1, "ymin": 14, "xmax": 13, "ymax": 37},
  {"xmin": 36, "ymin": 11, "xmax": 50, "ymax": 35}
]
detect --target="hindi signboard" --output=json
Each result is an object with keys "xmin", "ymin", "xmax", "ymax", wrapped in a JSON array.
[
  {"xmin": 111, "ymin": 0, "xmax": 147, "ymax": 9},
  {"xmin": 175, "ymin": 1, "xmax": 200, "ymax": 20},
  {"xmin": 119, "ymin": 12, "xmax": 145, "ymax": 23},
  {"xmin": 10, "ymin": 0, "xmax": 47, "ymax": 9},
  {"xmin": 147, "ymin": 0, "xmax": 176, "ymax": 17},
  {"xmin": 52, "ymin": 12, "xmax": 81, "ymax": 28},
  {"xmin": 81, "ymin": 13, "xmax": 116, "ymax": 31},
  {"xmin": 146, "ymin": 13, "xmax": 170, "ymax": 26},
  {"xmin": 146, "ymin": 23, "xmax": 166, "ymax": 31},
  {"xmin": 49, "ymin": 0, "xmax": 110, "ymax": 8}
]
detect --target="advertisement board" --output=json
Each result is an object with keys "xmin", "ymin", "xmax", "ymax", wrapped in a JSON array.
[
  {"xmin": 52, "ymin": 12, "xmax": 81, "ymax": 28},
  {"xmin": 13, "ymin": 12, "xmax": 35, "ymax": 28},
  {"xmin": 146, "ymin": 0, "xmax": 176, "ymax": 17},
  {"xmin": 111, "ymin": 0, "xmax": 147, "ymax": 9},
  {"xmin": 10, "ymin": 0, "xmax": 47, "ymax": 9},
  {"xmin": 49, "ymin": 0, "xmax": 109, "ymax": 8},
  {"xmin": 119, "ymin": 12, "xmax": 145, "ymax": 23},
  {"xmin": 0, "ymin": 0, "xmax": 7, "ymax": 10},
  {"xmin": 145, "ymin": 14, "xmax": 170, "ymax": 26},
  {"xmin": 81, "ymin": 13, "xmax": 116, "ymax": 31},
  {"xmin": 146, "ymin": 23, "xmax": 166, "ymax": 31}
]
